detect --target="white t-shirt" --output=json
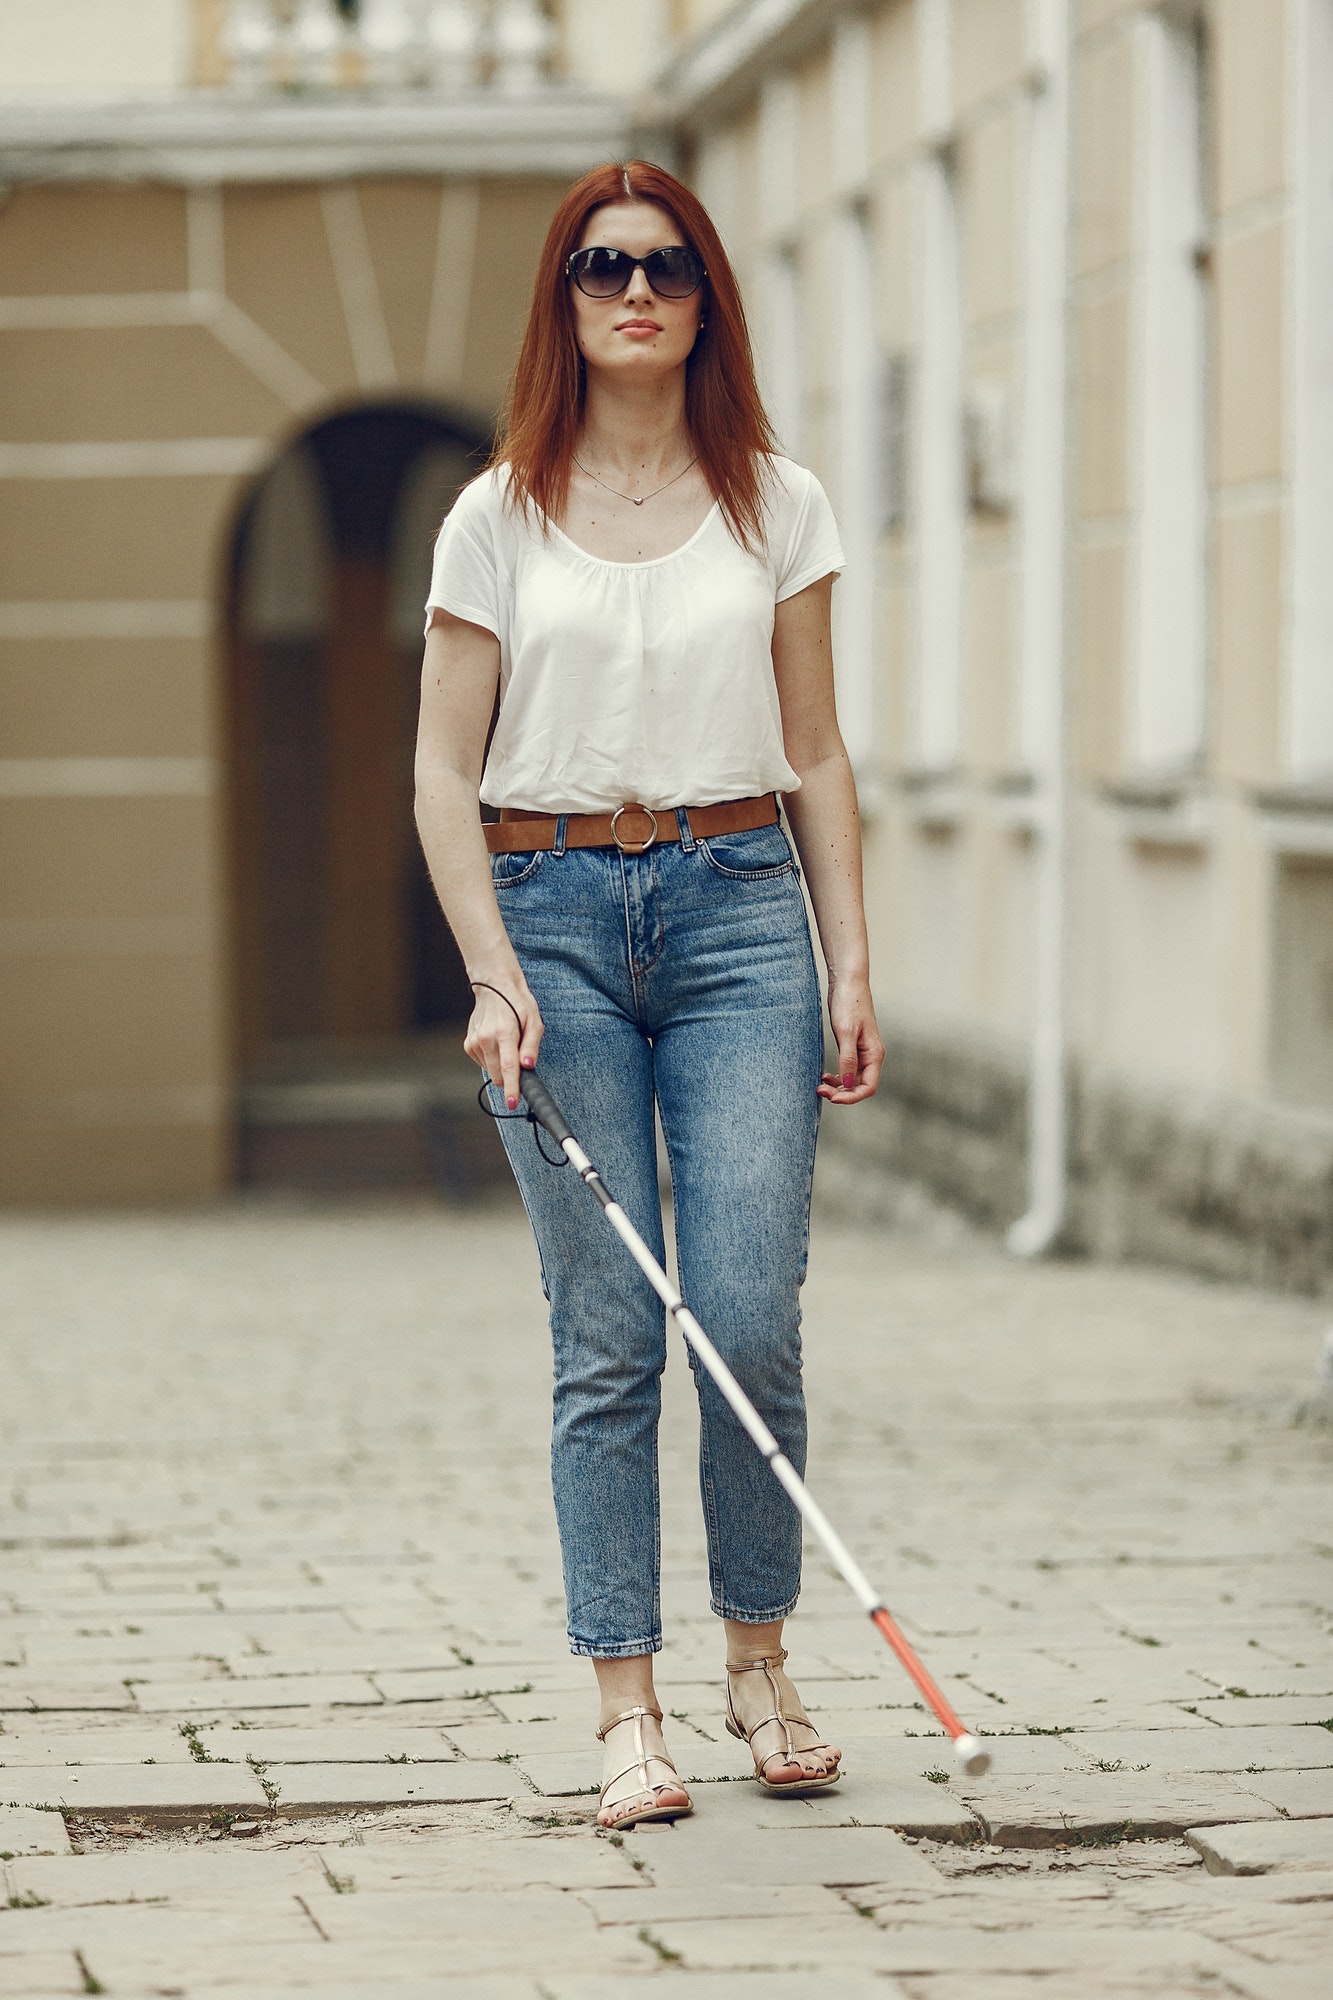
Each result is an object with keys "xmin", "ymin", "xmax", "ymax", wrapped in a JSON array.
[{"xmin": 424, "ymin": 455, "xmax": 845, "ymax": 814}]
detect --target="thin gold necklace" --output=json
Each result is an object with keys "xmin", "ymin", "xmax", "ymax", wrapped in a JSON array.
[{"xmin": 573, "ymin": 453, "xmax": 698, "ymax": 507}]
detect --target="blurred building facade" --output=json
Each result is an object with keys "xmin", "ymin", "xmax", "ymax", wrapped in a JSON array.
[
  {"xmin": 2, "ymin": 1, "xmax": 1331, "ymax": 1289},
  {"xmin": 667, "ymin": 0, "xmax": 1333, "ymax": 1288}
]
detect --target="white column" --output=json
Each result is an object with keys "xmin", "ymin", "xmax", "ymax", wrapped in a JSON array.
[
  {"xmin": 913, "ymin": 0, "xmax": 964, "ymax": 771},
  {"xmin": 914, "ymin": 163, "xmax": 965, "ymax": 769},
  {"xmin": 1009, "ymin": 0, "xmax": 1073, "ymax": 1259},
  {"xmin": 694, "ymin": 128, "xmax": 742, "ymax": 258},
  {"xmin": 1017, "ymin": 0, "xmax": 1071, "ymax": 777},
  {"xmin": 760, "ymin": 251, "xmax": 804, "ymax": 457},
  {"xmin": 835, "ymin": 204, "xmax": 880, "ymax": 772},
  {"xmin": 757, "ymin": 73, "xmax": 799, "ymax": 240},
  {"xmin": 1127, "ymin": 5, "xmax": 1209, "ymax": 774},
  {"xmin": 1284, "ymin": 0, "xmax": 1333, "ymax": 780},
  {"xmin": 832, "ymin": 13, "xmax": 878, "ymax": 775},
  {"xmin": 756, "ymin": 76, "xmax": 803, "ymax": 457}
]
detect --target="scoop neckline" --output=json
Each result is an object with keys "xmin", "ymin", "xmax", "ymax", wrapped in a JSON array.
[{"xmin": 546, "ymin": 500, "xmax": 721, "ymax": 570}]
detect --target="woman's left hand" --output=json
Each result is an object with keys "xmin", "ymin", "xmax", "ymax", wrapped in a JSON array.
[{"xmin": 818, "ymin": 974, "xmax": 885, "ymax": 1104}]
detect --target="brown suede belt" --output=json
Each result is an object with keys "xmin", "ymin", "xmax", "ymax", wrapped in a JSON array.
[{"xmin": 485, "ymin": 792, "xmax": 780, "ymax": 855}]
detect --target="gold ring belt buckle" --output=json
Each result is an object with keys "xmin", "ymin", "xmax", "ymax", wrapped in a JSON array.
[{"xmin": 610, "ymin": 804, "xmax": 659, "ymax": 853}]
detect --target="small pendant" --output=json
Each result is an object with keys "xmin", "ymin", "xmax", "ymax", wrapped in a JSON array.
[{"xmin": 633, "ymin": 496, "xmax": 644, "ymax": 506}]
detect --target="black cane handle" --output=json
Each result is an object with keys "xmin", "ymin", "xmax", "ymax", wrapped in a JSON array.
[{"xmin": 519, "ymin": 1069, "xmax": 575, "ymax": 1149}]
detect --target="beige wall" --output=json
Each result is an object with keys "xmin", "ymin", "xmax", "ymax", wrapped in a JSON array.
[
  {"xmin": 0, "ymin": 172, "xmax": 572, "ymax": 1204},
  {"xmin": 0, "ymin": 0, "xmax": 193, "ymax": 100},
  {"xmin": 684, "ymin": 0, "xmax": 1316, "ymax": 1128},
  {"xmin": 0, "ymin": 0, "xmax": 1323, "ymax": 1201}
]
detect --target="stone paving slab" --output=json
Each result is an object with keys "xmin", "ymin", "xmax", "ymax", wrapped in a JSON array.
[
  {"xmin": 303, "ymin": 1835, "xmax": 640, "ymax": 1892},
  {"xmin": 1191, "ymin": 1698, "xmax": 1333, "ymax": 1728},
  {"xmin": 958, "ymin": 1773, "xmax": 1279, "ymax": 1845},
  {"xmin": 375, "ymin": 1663, "xmax": 593, "ymax": 1703},
  {"xmin": 645, "ymin": 1915, "xmax": 1255, "ymax": 1979},
  {"xmin": 1193, "ymin": 1666, "xmax": 1333, "ymax": 1699},
  {"xmin": 4, "ymin": 1848, "xmax": 319, "ymax": 1903},
  {"xmin": 189, "ymin": 1724, "xmax": 460, "ymax": 1763},
  {"xmin": 1060, "ymin": 1726, "xmax": 1333, "ymax": 1774},
  {"xmin": 0, "ymin": 1805, "xmax": 70, "ymax": 1856},
  {"xmin": 19, "ymin": 1623, "xmax": 256, "ymax": 1668},
  {"xmin": 444, "ymin": 1718, "xmax": 605, "ymax": 1759},
  {"xmin": 0, "ymin": 1898, "xmax": 316, "ymax": 1962},
  {"xmin": 1186, "ymin": 1817, "xmax": 1333, "ymax": 1876},
  {"xmin": 580, "ymin": 1881, "xmax": 851, "ymax": 1924},
  {"xmin": 637, "ymin": 1913, "xmax": 910, "ymax": 1973},
  {"xmin": 1184, "ymin": 1824, "xmax": 1328, "ymax": 1880},
  {"xmin": 118, "ymin": 1987, "xmax": 547, "ymax": 2000},
  {"xmin": 0, "ymin": 1951, "xmax": 91, "ymax": 1996},
  {"xmin": 133, "ymin": 1673, "xmax": 384, "ymax": 1712},
  {"xmin": 81, "ymin": 1929, "xmax": 660, "ymax": 1988},
  {"xmin": 0, "ymin": 1681, "xmax": 136, "ymax": 1712},
  {"xmin": 546, "ymin": 1981, "xmax": 900, "ymax": 2000},
  {"xmin": 0, "ymin": 1764, "xmax": 271, "ymax": 1817},
  {"xmin": 0, "ymin": 1728, "xmax": 196, "ymax": 1765},
  {"xmin": 803, "ymin": 1715, "xmax": 1085, "ymax": 1766},
  {"xmin": 220, "ymin": 1639, "xmax": 483, "ymax": 1679},
  {"xmin": 1219, "ymin": 1970, "xmax": 1333, "ymax": 2000},
  {"xmin": 267, "ymin": 1761, "xmax": 527, "ymax": 1809},
  {"xmin": 889, "ymin": 1984, "xmax": 1268, "ymax": 2000},
  {"xmin": 2, "ymin": 1201, "xmax": 1331, "ymax": 1993},
  {"xmin": 622, "ymin": 1822, "xmax": 941, "ymax": 1889},
  {"xmin": 1231, "ymin": 1768, "xmax": 1333, "ymax": 1817}
]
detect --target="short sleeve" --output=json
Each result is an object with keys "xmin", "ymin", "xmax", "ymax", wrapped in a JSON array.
[
  {"xmin": 774, "ymin": 465, "xmax": 846, "ymax": 604},
  {"xmin": 423, "ymin": 470, "xmax": 504, "ymax": 639}
]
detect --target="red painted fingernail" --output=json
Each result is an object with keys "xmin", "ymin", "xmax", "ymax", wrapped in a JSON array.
[
  {"xmin": 842, "ymin": 1074, "xmax": 856, "ymax": 1087},
  {"xmin": 521, "ymin": 1055, "xmax": 536, "ymax": 1068},
  {"xmin": 507, "ymin": 1095, "xmax": 518, "ymax": 1110}
]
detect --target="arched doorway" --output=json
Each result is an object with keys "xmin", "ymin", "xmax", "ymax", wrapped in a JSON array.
[{"xmin": 227, "ymin": 401, "xmax": 496, "ymax": 1189}]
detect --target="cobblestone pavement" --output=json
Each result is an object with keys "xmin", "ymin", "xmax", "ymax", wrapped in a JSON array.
[{"xmin": 1, "ymin": 1180, "xmax": 1331, "ymax": 1999}]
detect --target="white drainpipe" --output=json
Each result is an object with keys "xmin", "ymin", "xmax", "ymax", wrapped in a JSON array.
[{"xmin": 1008, "ymin": 0, "xmax": 1073, "ymax": 1259}]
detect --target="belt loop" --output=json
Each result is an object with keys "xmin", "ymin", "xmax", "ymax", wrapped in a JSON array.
[
  {"xmin": 675, "ymin": 807, "xmax": 697, "ymax": 852},
  {"xmin": 554, "ymin": 814, "xmax": 568, "ymax": 858}
]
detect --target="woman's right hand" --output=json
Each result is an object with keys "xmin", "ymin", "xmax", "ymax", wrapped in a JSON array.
[{"xmin": 464, "ymin": 978, "xmax": 545, "ymax": 1109}]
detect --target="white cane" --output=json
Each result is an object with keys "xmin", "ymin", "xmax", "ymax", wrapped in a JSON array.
[{"xmin": 516, "ymin": 1066, "xmax": 991, "ymax": 1776}]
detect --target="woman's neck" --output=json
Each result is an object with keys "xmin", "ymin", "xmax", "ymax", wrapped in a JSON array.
[{"xmin": 579, "ymin": 368, "xmax": 691, "ymax": 481}]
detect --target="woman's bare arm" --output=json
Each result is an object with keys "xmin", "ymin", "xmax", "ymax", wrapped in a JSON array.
[
  {"xmin": 771, "ymin": 575, "xmax": 884, "ymax": 1105},
  {"xmin": 414, "ymin": 608, "xmax": 543, "ymax": 1105}
]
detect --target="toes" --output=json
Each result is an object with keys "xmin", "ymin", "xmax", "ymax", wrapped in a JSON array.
[{"xmin": 770, "ymin": 1752, "xmax": 837, "ymax": 1783}]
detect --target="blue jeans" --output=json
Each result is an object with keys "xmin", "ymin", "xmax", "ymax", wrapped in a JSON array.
[{"xmin": 489, "ymin": 814, "xmax": 823, "ymax": 1658}]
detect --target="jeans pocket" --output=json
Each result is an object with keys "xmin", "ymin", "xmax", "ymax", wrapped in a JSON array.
[
  {"xmin": 491, "ymin": 848, "xmax": 548, "ymax": 888},
  {"xmin": 698, "ymin": 823, "xmax": 797, "ymax": 881}
]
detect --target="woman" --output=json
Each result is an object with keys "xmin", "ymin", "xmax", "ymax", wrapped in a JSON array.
[{"xmin": 415, "ymin": 161, "xmax": 883, "ymax": 1831}]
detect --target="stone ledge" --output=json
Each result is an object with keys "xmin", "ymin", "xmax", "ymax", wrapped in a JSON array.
[
  {"xmin": 817, "ymin": 1019, "xmax": 1333, "ymax": 1295},
  {"xmin": 0, "ymin": 91, "xmax": 637, "ymax": 184}
]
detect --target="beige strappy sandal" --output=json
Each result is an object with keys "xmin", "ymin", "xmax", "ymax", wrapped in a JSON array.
[
  {"xmin": 596, "ymin": 1703, "xmax": 693, "ymax": 1830},
  {"xmin": 725, "ymin": 1651, "xmax": 842, "ymax": 1797}
]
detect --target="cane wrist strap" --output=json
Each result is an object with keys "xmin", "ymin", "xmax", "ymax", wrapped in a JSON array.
[{"xmin": 469, "ymin": 980, "xmax": 523, "ymax": 1030}]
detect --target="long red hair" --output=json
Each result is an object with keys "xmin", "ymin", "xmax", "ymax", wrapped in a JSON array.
[{"xmin": 492, "ymin": 161, "xmax": 776, "ymax": 546}]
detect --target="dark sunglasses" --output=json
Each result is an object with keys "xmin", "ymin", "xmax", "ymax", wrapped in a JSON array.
[{"xmin": 565, "ymin": 244, "xmax": 706, "ymax": 300}]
